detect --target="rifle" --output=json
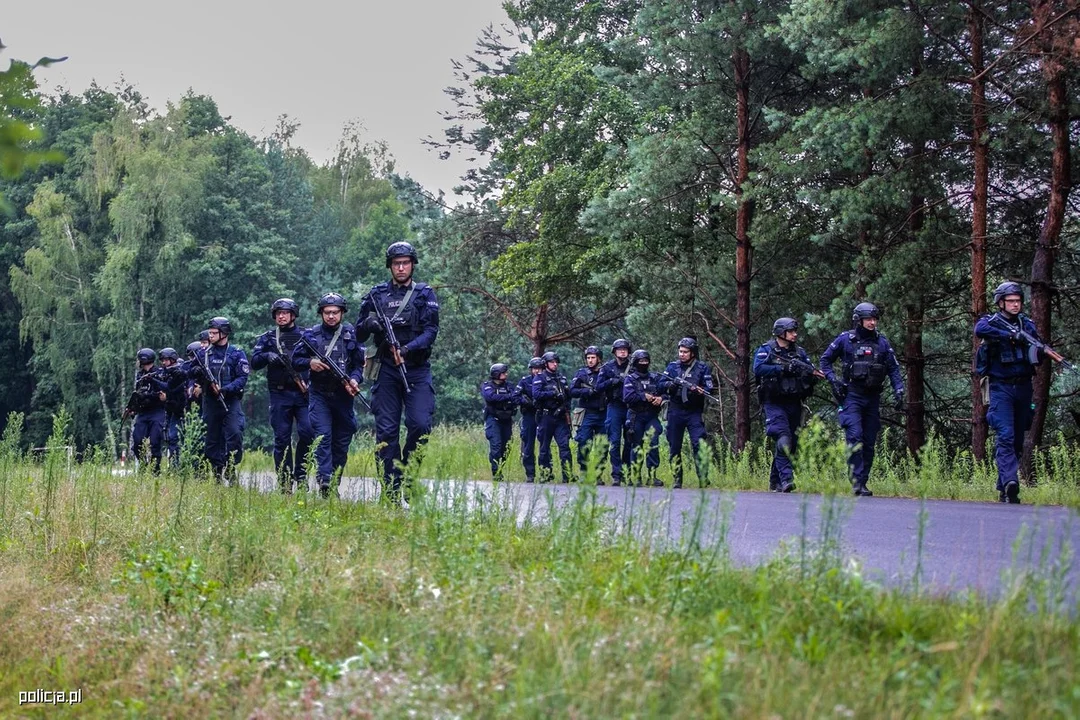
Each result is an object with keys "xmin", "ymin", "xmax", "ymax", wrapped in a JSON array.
[
  {"xmin": 299, "ymin": 336, "xmax": 373, "ymax": 412},
  {"xmin": 123, "ymin": 368, "xmax": 169, "ymax": 420},
  {"xmin": 189, "ymin": 350, "xmax": 229, "ymax": 412},
  {"xmin": 273, "ymin": 339, "xmax": 309, "ymax": 395},
  {"xmin": 667, "ymin": 374, "xmax": 721, "ymax": 403},
  {"xmin": 989, "ymin": 314, "xmax": 1080, "ymax": 374},
  {"xmin": 776, "ymin": 354, "xmax": 828, "ymax": 381},
  {"xmin": 369, "ymin": 295, "xmax": 411, "ymax": 393}
]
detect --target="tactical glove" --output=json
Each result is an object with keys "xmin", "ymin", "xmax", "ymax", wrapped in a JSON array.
[
  {"xmin": 894, "ymin": 391, "xmax": 906, "ymax": 412},
  {"xmin": 830, "ymin": 380, "xmax": 847, "ymax": 403},
  {"xmin": 361, "ymin": 316, "xmax": 382, "ymax": 334},
  {"xmin": 267, "ymin": 351, "xmax": 283, "ymax": 366}
]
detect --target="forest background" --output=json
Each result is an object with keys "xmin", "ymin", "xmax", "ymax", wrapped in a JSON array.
[{"xmin": 1, "ymin": 0, "xmax": 1078, "ymax": 468}]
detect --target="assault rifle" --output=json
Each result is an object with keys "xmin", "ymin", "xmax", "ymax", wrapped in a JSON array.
[
  {"xmin": 667, "ymin": 374, "xmax": 721, "ymax": 403},
  {"xmin": 369, "ymin": 296, "xmax": 411, "ymax": 394},
  {"xmin": 299, "ymin": 336, "xmax": 373, "ymax": 412},
  {"xmin": 989, "ymin": 314, "xmax": 1080, "ymax": 375},
  {"xmin": 188, "ymin": 350, "xmax": 229, "ymax": 412},
  {"xmin": 776, "ymin": 355, "xmax": 827, "ymax": 381},
  {"xmin": 122, "ymin": 368, "xmax": 169, "ymax": 420},
  {"xmin": 275, "ymin": 346, "xmax": 309, "ymax": 395}
]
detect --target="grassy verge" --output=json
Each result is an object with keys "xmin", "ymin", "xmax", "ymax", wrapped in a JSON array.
[{"xmin": 0, "ymin": 416, "xmax": 1078, "ymax": 716}]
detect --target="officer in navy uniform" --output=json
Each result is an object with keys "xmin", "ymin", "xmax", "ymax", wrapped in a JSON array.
[
  {"xmin": 251, "ymin": 298, "xmax": 313, "ymax": 493},
  {"xmin": 532, "ymin": 351, "xmax": 574, "ymax": 483},
  {"xmin": 292, "ymin": 293, "xmax": 365, "ymax": 497},
  {"xmin": 753, "ymin": 319, "xmax": 817, "ymax": 493},
  {"xmin": 130, "ymin": 348, "xmax": 168, "ymax": 472},
  {"xmin": 570, "ymin": 346, "xmax": 608, "ymax": 483},
  {"xmin": 481, "ymin": 363, "xmax": 516, "ymax": 481},
  {"xmin": 516, "ymin": 357, "xmax": 544, "ymax": 483},
  {"xmin": 191, "ymin": 317, "xmax": 250, "ymax": 482},
  {"xmin": 819, "ymin": 303, "xmax": 904, "ymax": 496},
  {"xmin": 356, "ymin": 242, "xmax": 440, "ymax": 501},
  {"xmin": 975, "ymin": 282, "xmax": 1046, "ymax": 504},
  {"xmin": 184, "ymin": 342, "xmax": 205, "ymax": 413},
  {"xmin": 661, "ymin": 337, "xmax": 716, "ymax": 488},
  {"xmin": 623, "ymin": 349, "xmax": 665, "ymax": 487},
  {"xmin": 597, "ymin": 339, "xmax": 633, "ymax": 486},
  {"xmin": 158, "ymin": 347, "xmax": 187, "ymax": 467}
]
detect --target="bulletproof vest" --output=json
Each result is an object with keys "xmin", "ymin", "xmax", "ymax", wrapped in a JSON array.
[
  {"xmin": 483, "ymin": 380, "xmax": 516, "ymax": 420},
  {"xmin": 986, "ymin": 315, "xmax": 1026, "ymax": 371},
  {"xmin": 375, "ymin": 283, "xmax": 430, "ymax": 363},
  {"xmin": 844, "ymin": 332, "xmax": 887, "ymax": 391},
  {"xmin": 267, "ymin": 325, "xmax": 304, "ymax": 387},
  {"xmin": 310, "ymin": 324, "xmax": 353, "ymax": 389},
  {"xmin": 133, "ymin": 369, "xmax": 163, "ymax": 412},
  {"xmin": 576, "ymin": 368, "xmax": 606, "ymax": 410},
  {"xmin": 206, "ymin": 345, "xmax": 236, "ymax": 387},
  {"xmin": 162, "ymin": 366, "xmax": 187, "ymax": 415},
  {"xmin": 627, "ymin": 371, "xmax": 660, "ymax": 413},
  {"xmin": 604, "ymin": 360, "xmax": 631, "ymax": 404},
  {"xmin": 758, "ymin": 341, "xmax": 814, "ymax": 401},
  {"xmin": 535, "ymin": 371, "xmax": 569, "ymax": 411}
]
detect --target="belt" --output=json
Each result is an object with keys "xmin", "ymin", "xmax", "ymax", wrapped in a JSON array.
[{"xmin": 991, "ymin": 376, "xmax": 1031, "ymax": 386}]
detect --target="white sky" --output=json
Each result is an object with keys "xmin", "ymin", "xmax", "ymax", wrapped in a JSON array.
[{"xmin": 4, "ymin": 0, "xmax": 507, "ymax": 197}]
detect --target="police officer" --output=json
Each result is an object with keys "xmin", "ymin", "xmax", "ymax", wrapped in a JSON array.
[
  {"xmin": 198, "ymin": 330, "xmax": 210, "ymax": 349},
  {"xmin": 532, "ymin": 351, "xmax": 574, "ymax": 483},
  {"xmin": 184, "ymin": 342, "xmax": 205, "ymax": 413},
  {"xmin": 753, "ymin": 319, "xmax": 817, "ymax": 493},
  {"xmin": 292, "ymin": 293, "xmax": 365, "ymax": 497},
  {"xmin": 975, "ymin": 282, "xmax": 1045, "ymax": 504},
  {"xmin": 820, "ymin": 303, "xmax": 904, "ymax": 496},
  {"xmin": 158, "ymin": 347, "xmax": 187, "ymax": 467},
  {"xmin": 129, "ymin": 348, "xmax": 168, "ymax": 472},
  {"xmin": 598, "ymin": 339, "xmax": 633, "ymax": 486},
  {"xmin": 623, "ymin": 349, "xmax": 665, "ymax": 487},
  {"xmin": 356, "ymin": 242, "xmax": 440, "ymax": 500},
  {"xmin": 570, "ymin": 346, "xmax": 608, "ymax": 482},
  {"xmin": 251, "ymin": 298, "xmax": 313, "ymax": 493},
  {"xmin": 661, "ymin": 337, "xmax": 716, "ymax": 489},
  {"xmin": 481, "ymin": 363, "xmax": 516, "ymax": 481},
  {"xmin": 516, "ymin": 357, "xmax": 544, "ymax": 483},
  {"xmin": 190, "ymin": 318, "xmax": 249, "ymax": 482}
]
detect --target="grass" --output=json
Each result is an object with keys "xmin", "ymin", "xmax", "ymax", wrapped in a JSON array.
[
  {"xmin": 255, "ymin": 419, "xmax": 1080, "ymax": 507},
  {"xmin": 0, "ymin": 411, "xmax": 1079, "ymax": 717}
]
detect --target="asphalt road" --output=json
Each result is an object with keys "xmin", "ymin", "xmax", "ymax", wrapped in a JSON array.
[{"xmin": 251, "ymin": 474, "xmax": 1080, "ymax": 603}]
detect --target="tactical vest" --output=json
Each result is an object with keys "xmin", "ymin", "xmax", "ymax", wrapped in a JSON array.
[
  {"xmin": 758, "ymin": 341, "xmax": 815, "ymax": 401},
  {"xmin": 375, "ymin": 283, "xmax": 431, "ymax": 362},
  {"xmin": 133, "ymin": 369, "xmax": 164, "ymax": 412},
  {"xmin": 206, "ymin": 346, "xmax": 236, "ymax": 387},
  {"xmin": 603, "ymin": 360, "xmax": 631, "ymax": 405},
  {"xmin": 266, "ymin": 325, "xmax": 304, "ymax": 388},
  {"xmin": 535, "ymin": 372, "xmax": 569, "ymax": 412},
  {"xmin": 843, "ymin": 332, "xmax": 887, "ymax": 391},
  {"xmin": 310, "ymin": 324, "xmax": 355, "ymax": 390},
  {"xmin": 627, "ymin": 371, "xmax": 661, "ymax": 413},
  {"xmin": 483, "ymin": 381, "xmax": 516, "ymax": 420}
]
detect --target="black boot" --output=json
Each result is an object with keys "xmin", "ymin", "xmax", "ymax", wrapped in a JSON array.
[
  {"xmin": 853, "ymin": 482, "xmax": 873, "ymax": 497},
  {"xmin": 1003, "ymin": 480, "xmax": 1020, "ymax": 504}
]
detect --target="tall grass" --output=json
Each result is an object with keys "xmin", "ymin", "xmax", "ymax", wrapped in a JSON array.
[{"xmin": 0, "ymin": 412, "xmax": 1077, "ymax": 717}]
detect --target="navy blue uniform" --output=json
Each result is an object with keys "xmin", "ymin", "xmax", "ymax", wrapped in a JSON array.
[
  {"xmin": 660, "ymin": 359, "xmax": 715, "ymax": 488},
  {"xmin": 820, "ymin": 327, "xmax": 903, "ymax": 491},
  {"xmin": 251, "ymin": 324, "xmax": 313, "ymax": 489},
  {"xmin": 570, "ymin": 365, "xmax": 607, "ymax": 478},
  {"xmin": 753, "ymin": 340, "xmax": 816, "ymax": 491},
  {"xmin": 356, "ymin": 281, "xmax": 439, "ymax": 496},
  {"xmin": 131, "ymin": 367, "xmax": 169, "ymax": 471},
  {"xmin": 597, "ymin": 357, "xmax": 632, "ymax": 484},
  {"xmin": 481, "ymin": 379, "xmax": 516, "ymax": 480},
  {"xmin": 189, "ymin": 344, "xmax": 249, "ymax": 478},
  {"xmin": 532, "ymin": 369, "xmax": 573, "ymax": 482},
  {"xmin": 623, "ymin": 369, "xmax": 664, "ymax": 485},
  {"xmin": 975, "ymin": 312, "xmax": 1044, "ymax": 499},
  {"xmin": 292, "ymin": 322, "xmax": 365, "ymax": 492},
  {"xmin": 516, "ymin": 373, "xmax": 539, "ymax": 481},
  {"xmin": 160, "ymin": 365, "xmax": 188, "ymax": 467}
]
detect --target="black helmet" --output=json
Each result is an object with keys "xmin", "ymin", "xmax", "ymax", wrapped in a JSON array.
[
  {"xmin": 385, "ymin": 241, "xmax": 419, "ymax": 267},
  {"xmin": 678, "ymin": 336, "xmax": 698, "ymax": 354},
  {"xmin": 852, "ymin": 303, "xmax": 879, "ymax": 324},
  {"xmin": 584, "ymin": 345, "xmax": 602, "ymax": 359},
  {"xmin": 208, "ymin": 316, "xmax": 232, "ymax": 336},
  {"xmin": 993, "ymin": 281, "xmax": 1024, "ymax": 305},
  {"xmin": 271, "ymin": 297, "xmax": 300, "ymax": 318},
  {"xmin": 489, "ymin": 362, "xmax": 509, "ymax": 379},
  {"xmin": 317, "ymin": 292, "xmax": 347, "ymax": 314},
  {"xmin": 186, "ymin": 342, "xmax": 203, "ymax": 358},
  {"xmin": 541, "ymin": 351, "xmax": 559, "ymax": 364},
  {"xmin": 528, "ymin": 357, "xmax": 544, "ymax": 370},
  {"xmin": 136, "ymin": 348, "xmax": 156, "ymax": 365},
  {"xmin": 630, "ymin": 349, "xmax": 651, "ymax": 368},
  {"xmin": 198, "ymin": 330, "xmax": 210, "ymax": 342},
  {"xmin": 772, "ymin": 318, "xmax": 798, "ymax": 337},
  {"xmin": 611, "ymin": 338, "xmax": 631, "ymax": 352},
  {"xmin": 159, "ymin": 347, "xmax": 179, "ymax": 362}
]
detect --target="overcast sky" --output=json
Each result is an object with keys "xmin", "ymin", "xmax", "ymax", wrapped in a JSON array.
[{"xmin": 5, "ymin": 0, "xmax": 507, "ymax": 197}]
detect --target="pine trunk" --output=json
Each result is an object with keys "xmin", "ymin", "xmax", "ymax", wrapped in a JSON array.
[
  {"xmin": 969, "ymin": 1, "xmax": 990, "ymax": 460},
  {"xmin": 733, "ymin": 45, "xmax": 754, "ymax": 452}
]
